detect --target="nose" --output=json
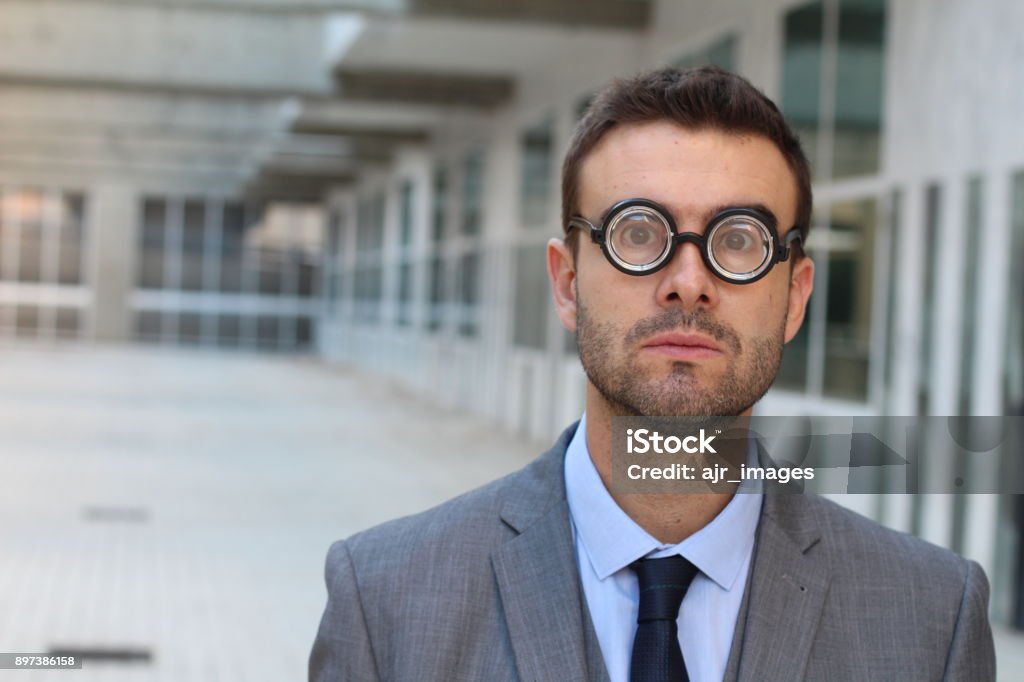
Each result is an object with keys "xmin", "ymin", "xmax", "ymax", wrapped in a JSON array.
[{"xmin": 652, "ymin": 239, "xmax": 720, "ymax": 310}]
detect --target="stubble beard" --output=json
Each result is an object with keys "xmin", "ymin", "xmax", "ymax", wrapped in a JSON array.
[{"xmin": 575, "ymin": 292, "xmax": 786, "ymax": 418}]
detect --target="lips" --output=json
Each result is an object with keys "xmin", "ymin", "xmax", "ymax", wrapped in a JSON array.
[{"xmin": 641, "ymin": 332, "xmax": 722, "ymax": 360}]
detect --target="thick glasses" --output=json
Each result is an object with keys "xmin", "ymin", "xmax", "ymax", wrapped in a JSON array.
[{"xmin": 567, "ymin": 198, "xmax": 803, "ymax": 284}]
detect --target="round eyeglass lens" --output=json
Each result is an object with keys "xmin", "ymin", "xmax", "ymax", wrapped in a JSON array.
[
  {"xmin": 607, "ymin": 208, "xmax": 671, "ymax": 268},
  {"xmin": 708, "ymin": 215, "xmax": 772, "ymax": 277}
]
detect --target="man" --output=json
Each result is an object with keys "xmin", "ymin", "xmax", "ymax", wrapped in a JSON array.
[{"xmin": 310, "ymin": 66, "xmax": 995, "ymax": 681}]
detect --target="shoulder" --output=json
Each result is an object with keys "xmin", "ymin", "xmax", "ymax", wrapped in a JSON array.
[
  {"xmin": 784, "ymin": 494, "xmax": 989, "ymax": 633},
  {"xmin": 801, "ymin": 494, "xmax": 972, "ymax": 584},
  {"xmin": 779, "ymin": 495, "xmax": 994, "ymax": 676}
]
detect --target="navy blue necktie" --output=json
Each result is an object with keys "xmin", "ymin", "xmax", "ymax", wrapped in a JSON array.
[{"xmin": 630, "ymin": 555, "xmax": 700, "ymax": 682}]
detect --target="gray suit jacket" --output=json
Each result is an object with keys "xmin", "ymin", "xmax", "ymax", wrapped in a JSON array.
[{"xmin": 310, "ymin": 421, "xmax": 996, "ymax": 681}]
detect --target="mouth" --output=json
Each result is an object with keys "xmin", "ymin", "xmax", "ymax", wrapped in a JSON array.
[{"xmin": 641, "ymin": 332, "xmax": 723, "ymax": 361}]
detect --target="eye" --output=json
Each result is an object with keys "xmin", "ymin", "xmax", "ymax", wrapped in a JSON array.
[
  {"xmin": 623, "ymin": 223, "xmax": 655, "ymax": 246},
  {"xmin": 721, "ymin": 230, "xmax": 755, "ymax": 251},
  {"xmin": 709, "ymin": 217, "xmax": 771, "ymax": 276},
  {"xmin": 607, "ymin": 208, "xmax": 670, "ymax": 267}
]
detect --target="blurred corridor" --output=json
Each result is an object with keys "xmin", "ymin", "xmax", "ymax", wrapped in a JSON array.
[{"xmin": 0, "ymin": 344, "xmax": 538, "ymax": 680}]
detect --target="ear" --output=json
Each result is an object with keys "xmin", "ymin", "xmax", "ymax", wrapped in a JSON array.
[
  {"xmin": 547, "ymin": 237, "xmax": 578, "ymax": 333},
  {"xmin": 784, "ymin": 254, "xmax": 814, "ymax": 343}
]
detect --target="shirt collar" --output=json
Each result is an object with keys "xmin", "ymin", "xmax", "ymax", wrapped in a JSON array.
[{"xmin": 564, "ymin": 412, "xmax": 763, "ymax": 591}]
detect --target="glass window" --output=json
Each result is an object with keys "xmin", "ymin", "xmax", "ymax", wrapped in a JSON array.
[
  {"xmin": 782, "ymin": 0, "xmax": 885, "ymax": 179},
  {"xmin": 355, "ymin": 197, "xmax": 375, "ymax": 252},
  {"xmin": 520, "ymin": 118, "xmax": 553, "ymax": 228},
  {"xmin": 133, "ymin": 198, "xmax": 322, "ymax": 350},
  {"xmin": 258, "ymin": 249, "xmax": 284, "ymax": 296},
  {"xmin": 706, "ymin": 35, "xmax": 737, "ymax": 71},
  {"xmin": 564, "ymin": 330, "xmax": 577, "ymax": 355},
  {"xmin": 139, "ymin": 198, "xmax": 167, "ymax": 289},
  {"xmin": 428, "ymin": 255, "xmax": 445, "ymax": 332},
  {"xmin": 0, "ymin": 192, "xmax": 12, "ymax": 241},
  {"xmin": 1005, "ymin": 171, "xmax": 1024, "ymax": 415},
  {"xmin": 432, "ymin": 168, "xmax": 448, "ymax": 244},
  {"xmin": 833, "ymin": 0, "xmax": 885, "ymax": 178},
  {"xmin": 218, "ymin": 314, "xmax": 242, "ymax": 348},
  {"xmin": 16, "ymin": 304, "xmax": 39, "ymax": 338},
  {"xmin": 399, "ymin": 180, "xmax": 414, "ymax": 248},
  {"xmin": 461, "ymin": 150, "xmax": 485, "ymax": 237},
  {"xmin": 782, "ymin": 1, "xmax": 825, "ymax": 174},
  {"xmin": 823, "ymin": 197, "xmax": 878, "ymax": 400},
  {"xmin": 371, "ymin": 193, "xmax": 386, "ymax": 252},
  {"xmin": 513, "ymin": 244, "xmax": 549, "ymax": 350},
  {"xmin": 959, "ymin": 177, "xmax": 983, "ymax": 415},
  {"xmin": 777, "ymin": 320, "xmax": 810, "ymax": 391},
  {"xmin": 0, "ymin": 193, "xmax": 11, "ymax": 282},
  {"xmin": 366, "ymin": 263, "xmax": 383, "ymax": 321},
  {"xmin": 354, "ymin": 194, "xmax": 385, "ymax": 323},
  {"xmin": 456, "ymin": 250, "xmax": 480, "ymax": 337},
  {"xmin": 575, "ymin": 92, "xmax": 595, "ymax": 122},
  {"xmin": 58, "ymin": 193, "xmax": 85, "ymax": 285},
  {"xmin": 398, "ymin": 262, "xmax": 413, "ymax": 327},
  {"xmin": 673, "ymin": 34, "xmax": 736, "ymax": 71},
  {"xmin": 179, "ymin": 311, "xmax": 202, "ymax": 345},
  {"xmin": 296, "ymin": 316, "xmax": 313, "ymax": 347},
  {"xmin": 298, "ymin": 257, "xmax": 317, "ymax": 298},
  {"xmin": 135, "ymin": 311, "xmax": 162, "ymax": 342},
  {"xmin": 397, "ymin": 181, "xmax": 415, "ymax": 328},
  {"xmin": 354, "ymin": 264, "xmax": 383, "ymax": 324},
  {"xmin": 429, "ymin": 167, "xmax": 449, "ymax": 332},
  {"xmin": 55, "ymin": 307, "xmax": 80, "ymax": 339},
  {"xmin": 17, "ymin": 189, "xmax": 44, "ymax": 283},
  {"xmin": 220, "ymin": 202, "xmax": 246, "ymax": 293},
  {"xmin": 917, "ymin": 184, "xmax": 941, "ymax": 413},
  {"xmin": 325, "ymin": 210, "xmax": 344, "ymax": 306},
  {"xmin": 181, "ymin": 199, "xmax": 206, "ymax": 291},
  {"xmin": 881, "ymin": 188, "xmax": 901, "ymax": 403},
  {"xmin": 257, "ymin": 315, "xmax": 280, "ymax": 350}
]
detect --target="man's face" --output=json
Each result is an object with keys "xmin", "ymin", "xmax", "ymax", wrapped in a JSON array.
[{"xmin": 548, "ymin": 121, "xmax": 814, "ymax": 417}]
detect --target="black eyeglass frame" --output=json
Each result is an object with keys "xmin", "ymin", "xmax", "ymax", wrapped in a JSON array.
[{"xmin": 567, "ymin": 197, "xmax": 804, "ymax": 284}]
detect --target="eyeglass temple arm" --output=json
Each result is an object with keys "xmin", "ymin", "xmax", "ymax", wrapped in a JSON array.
[
  {"xmin": 567, "ymin": 217, "xmax": 605, "ymax": 245},
  {"xmin": 780, "ymin": 228, "xmax": 803, "ymax": 261}
]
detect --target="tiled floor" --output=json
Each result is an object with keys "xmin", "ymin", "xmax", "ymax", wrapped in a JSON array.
[{"xmin": 0, "ymin": 343, "xmax": 541, "ymax": 681}]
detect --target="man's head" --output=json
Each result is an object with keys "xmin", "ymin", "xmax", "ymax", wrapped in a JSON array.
[
  {"xmin": 562, "ymin": 66, "xmax": 813, "ymax": 257},
  {"xmin": 547, "ymin": 66, "xmax": 815, "ymax": 418}
]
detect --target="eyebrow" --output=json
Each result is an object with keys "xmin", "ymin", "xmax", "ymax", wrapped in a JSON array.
[
  {"xmin": 704, "ymin": 202, "xmax": 780, "ymax": 227},
  {"xmin": 598, "ymin": 200, "xmax": 781, "ymax": 228}
]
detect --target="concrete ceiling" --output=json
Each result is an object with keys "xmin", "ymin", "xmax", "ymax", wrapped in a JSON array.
[
  {"xmin": 406, "ymin": 0, "xmax": 649, "ymax": 29},
  {"xmin": 333, "ymin": 68, "xmax": 515, "ymax": 107},
  {"xmin": 0, "ymin": 0, "xmax": 649, "ymax": 201},
  {"xmin": 336, "ymin": 16, "xmax": 645, "ymax": 78}
]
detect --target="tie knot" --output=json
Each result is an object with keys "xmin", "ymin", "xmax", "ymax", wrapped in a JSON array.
[{"xmin": 631, "ymin": 555, "xmax": 699, "ymax": 623}]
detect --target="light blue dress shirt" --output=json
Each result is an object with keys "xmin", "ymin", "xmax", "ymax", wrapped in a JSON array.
[{"xmin": 564, "ymin": 412, "xmax": 763, "ymax": 682}]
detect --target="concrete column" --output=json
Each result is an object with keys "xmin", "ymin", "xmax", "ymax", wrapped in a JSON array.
[{"xmin": 87, "ymin": 182, "xmax": 138, "ymax": 342}]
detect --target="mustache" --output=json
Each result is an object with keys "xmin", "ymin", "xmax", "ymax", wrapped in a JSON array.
[{"xmin": 624, "ymin": 308, "xmax": 742, "ymax": 355}]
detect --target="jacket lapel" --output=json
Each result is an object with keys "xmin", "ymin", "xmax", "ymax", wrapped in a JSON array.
[
  {"xmin": 726, "ymin": 492, "xmax": 830, "ymax": 682},
  {"xmin": 581, "ymin": 595, "xmax": 612, "ymax": 682},
  {"xmin": 492, "ymin": 423, "xmax": 829, "ymax": 682},
  {"xmin": 491, "ymin": 422, "xmax": 606, "ymax": 682}
]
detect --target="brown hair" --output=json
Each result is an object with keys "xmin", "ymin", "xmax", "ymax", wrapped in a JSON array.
[{"xmin": 561, "ymin": 65, "xmax": 812, "ymax": 254}]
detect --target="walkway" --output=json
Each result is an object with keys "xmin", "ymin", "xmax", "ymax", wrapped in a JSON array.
[
  {"xmin": 0, "ymin": 344, "xmax": 541, "ymax": 681},
  {"xmin": 0, "ymin": 343, "xmax": 1020, "ymax": 680}
]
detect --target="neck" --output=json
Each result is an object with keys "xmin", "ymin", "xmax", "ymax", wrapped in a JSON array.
[{"xmin": 583, "ymin": 383, "xmax": 748, "ymax": 545}]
